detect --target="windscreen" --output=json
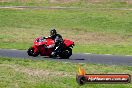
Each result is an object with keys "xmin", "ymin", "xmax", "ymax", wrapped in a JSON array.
[{"xmin": 36, "ymin": 37, "xmax": 46, "ymax": 42}]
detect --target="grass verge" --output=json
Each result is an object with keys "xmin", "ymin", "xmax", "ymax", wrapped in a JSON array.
[
  {"xmin": 0, "ymin": 57, "xmax": 132, "ymax": 88},
  {"xmin": 0, "ymin": 8, "xmax": 132, "ymax": 55},
  {"xmin": 0, "ymin": 0, "xmax": 132, "ymax": 8}
]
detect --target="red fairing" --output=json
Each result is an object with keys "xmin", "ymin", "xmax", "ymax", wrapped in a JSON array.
[
  {"xmin": 44, "ymin": 38, "xmax": 54, "ymax": 46},
  {"xmin": 34, "ymin": 37, "xmax": 54, "ymax": 45},
  {"xmin": 29, "ymin": 36, "xmax": 74, "ymax": 57},
  {"xmin": 63, "ymin": 39, "xmax": 74, "ymax": 47}
]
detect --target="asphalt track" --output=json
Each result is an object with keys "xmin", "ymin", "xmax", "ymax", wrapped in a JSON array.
[{"xmin": 0, "ymin": 49, "xmax": 132, "ymax": 66}]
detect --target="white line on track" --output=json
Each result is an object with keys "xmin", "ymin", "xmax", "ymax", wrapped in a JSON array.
[{"xmin": 84, "ymin": 53, "xmax": 132, "ymax": 57}]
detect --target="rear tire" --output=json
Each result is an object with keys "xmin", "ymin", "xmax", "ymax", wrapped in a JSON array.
[
  {"xmin": 60, "ymin": 48, "xmax": 72, "ymax": 59},
  {"xmin": 27, "ymin": 47, "xmax": 39, "ymax": 57}
]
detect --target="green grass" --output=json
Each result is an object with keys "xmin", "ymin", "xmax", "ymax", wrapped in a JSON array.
[
  {"xmin": 0, "ymin": 9, "xmax": 132, "ymax": 33},
  {"xmin": 0, "ymin": 2, "xmax": 131, "ymax": 88},
  {"xmin": 0, "ymin": 8, "xmax": 132, "ymax": 55},
  {"xmin": 74, "ymin": 44, "xmax": 132, "ymax": 55},
  {"xmin": 0, "ymin": 57, "xmax": 132, "ymax": 88},
  {"xmin": 0, "ymin": 0, "xmax": 132, "ymax": 8}
]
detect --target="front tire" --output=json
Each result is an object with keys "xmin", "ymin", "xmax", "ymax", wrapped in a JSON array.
[
  {"xmin": 60, "ymin": 48, "xmax": 72, "ymax": 59},
  {"xmin": 27, "ymin": 47, "xmax": 39, "ymax": 57}
]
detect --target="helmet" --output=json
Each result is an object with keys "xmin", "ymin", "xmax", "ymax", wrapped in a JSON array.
[{"xmin": 50, "ymin": 29, "xmax": 57, "ymax": 36}]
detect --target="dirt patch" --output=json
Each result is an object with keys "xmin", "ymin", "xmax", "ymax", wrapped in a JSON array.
[
  {"xmin": 87, "ymin": 0, "xmax": 111, "ymax": 3},
  {"xmin": 0, "ymin": 0, "xmax": 35, "ymax": 3},
  {"xmin": 0, "ymin": 0, "xmax": 15, "ymax": 2},
  {"xmin": 1, "ymin": 26, "xmax": 131, "ymax": 45},
  {"xmin": 1, "ymin": 0, "xmax": 132, "ymax": 4},
  {"xmin": 58, "ymin": 29, "xmax": 129, "ymax": 44},
  {"xmin": 49, "ymin": 0, "xmax": 132, "ymax": 4},
  {"xmin": 0, "ymin": 64, "xmax": 75, "ymax": 78},
  {"xmin": 125, "ymin": 0, "xmax": 132, "ymax": 4},
  {"xmin": 1, "ymin": 28, "xmax": 130, "ymax": 45},
  {"xmin": 49, "ymin": 0, "xmax": 79, "ymax": 3},
  {"xmin": 17, "ymin": 68, "xmax": 75, "ymax": 77}
]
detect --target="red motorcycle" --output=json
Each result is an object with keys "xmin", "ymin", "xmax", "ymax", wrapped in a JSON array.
[{"xmin": 27, "ymin": 37, "xmax": 75, "ymax": 59}]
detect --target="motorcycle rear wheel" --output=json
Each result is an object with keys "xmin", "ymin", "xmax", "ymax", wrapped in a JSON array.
[{"xmin": 60, "ymin": 48, "xmax": 72, "ymax": 59}]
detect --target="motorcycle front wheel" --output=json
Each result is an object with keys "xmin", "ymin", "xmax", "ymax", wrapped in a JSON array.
[{"xmin": 27, "ymin": 47, "xmax": 39, "ymax": 57}]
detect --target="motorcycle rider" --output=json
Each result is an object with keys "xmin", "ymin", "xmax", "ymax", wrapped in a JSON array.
[{"xmin": 48, "ymin": 29, "xmax": 63, "ymax": 56}]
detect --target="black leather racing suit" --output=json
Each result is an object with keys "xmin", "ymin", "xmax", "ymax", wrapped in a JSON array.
[{"xmin": 50, "ymin": 34, "xmax": 63, "ymax": 54}]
